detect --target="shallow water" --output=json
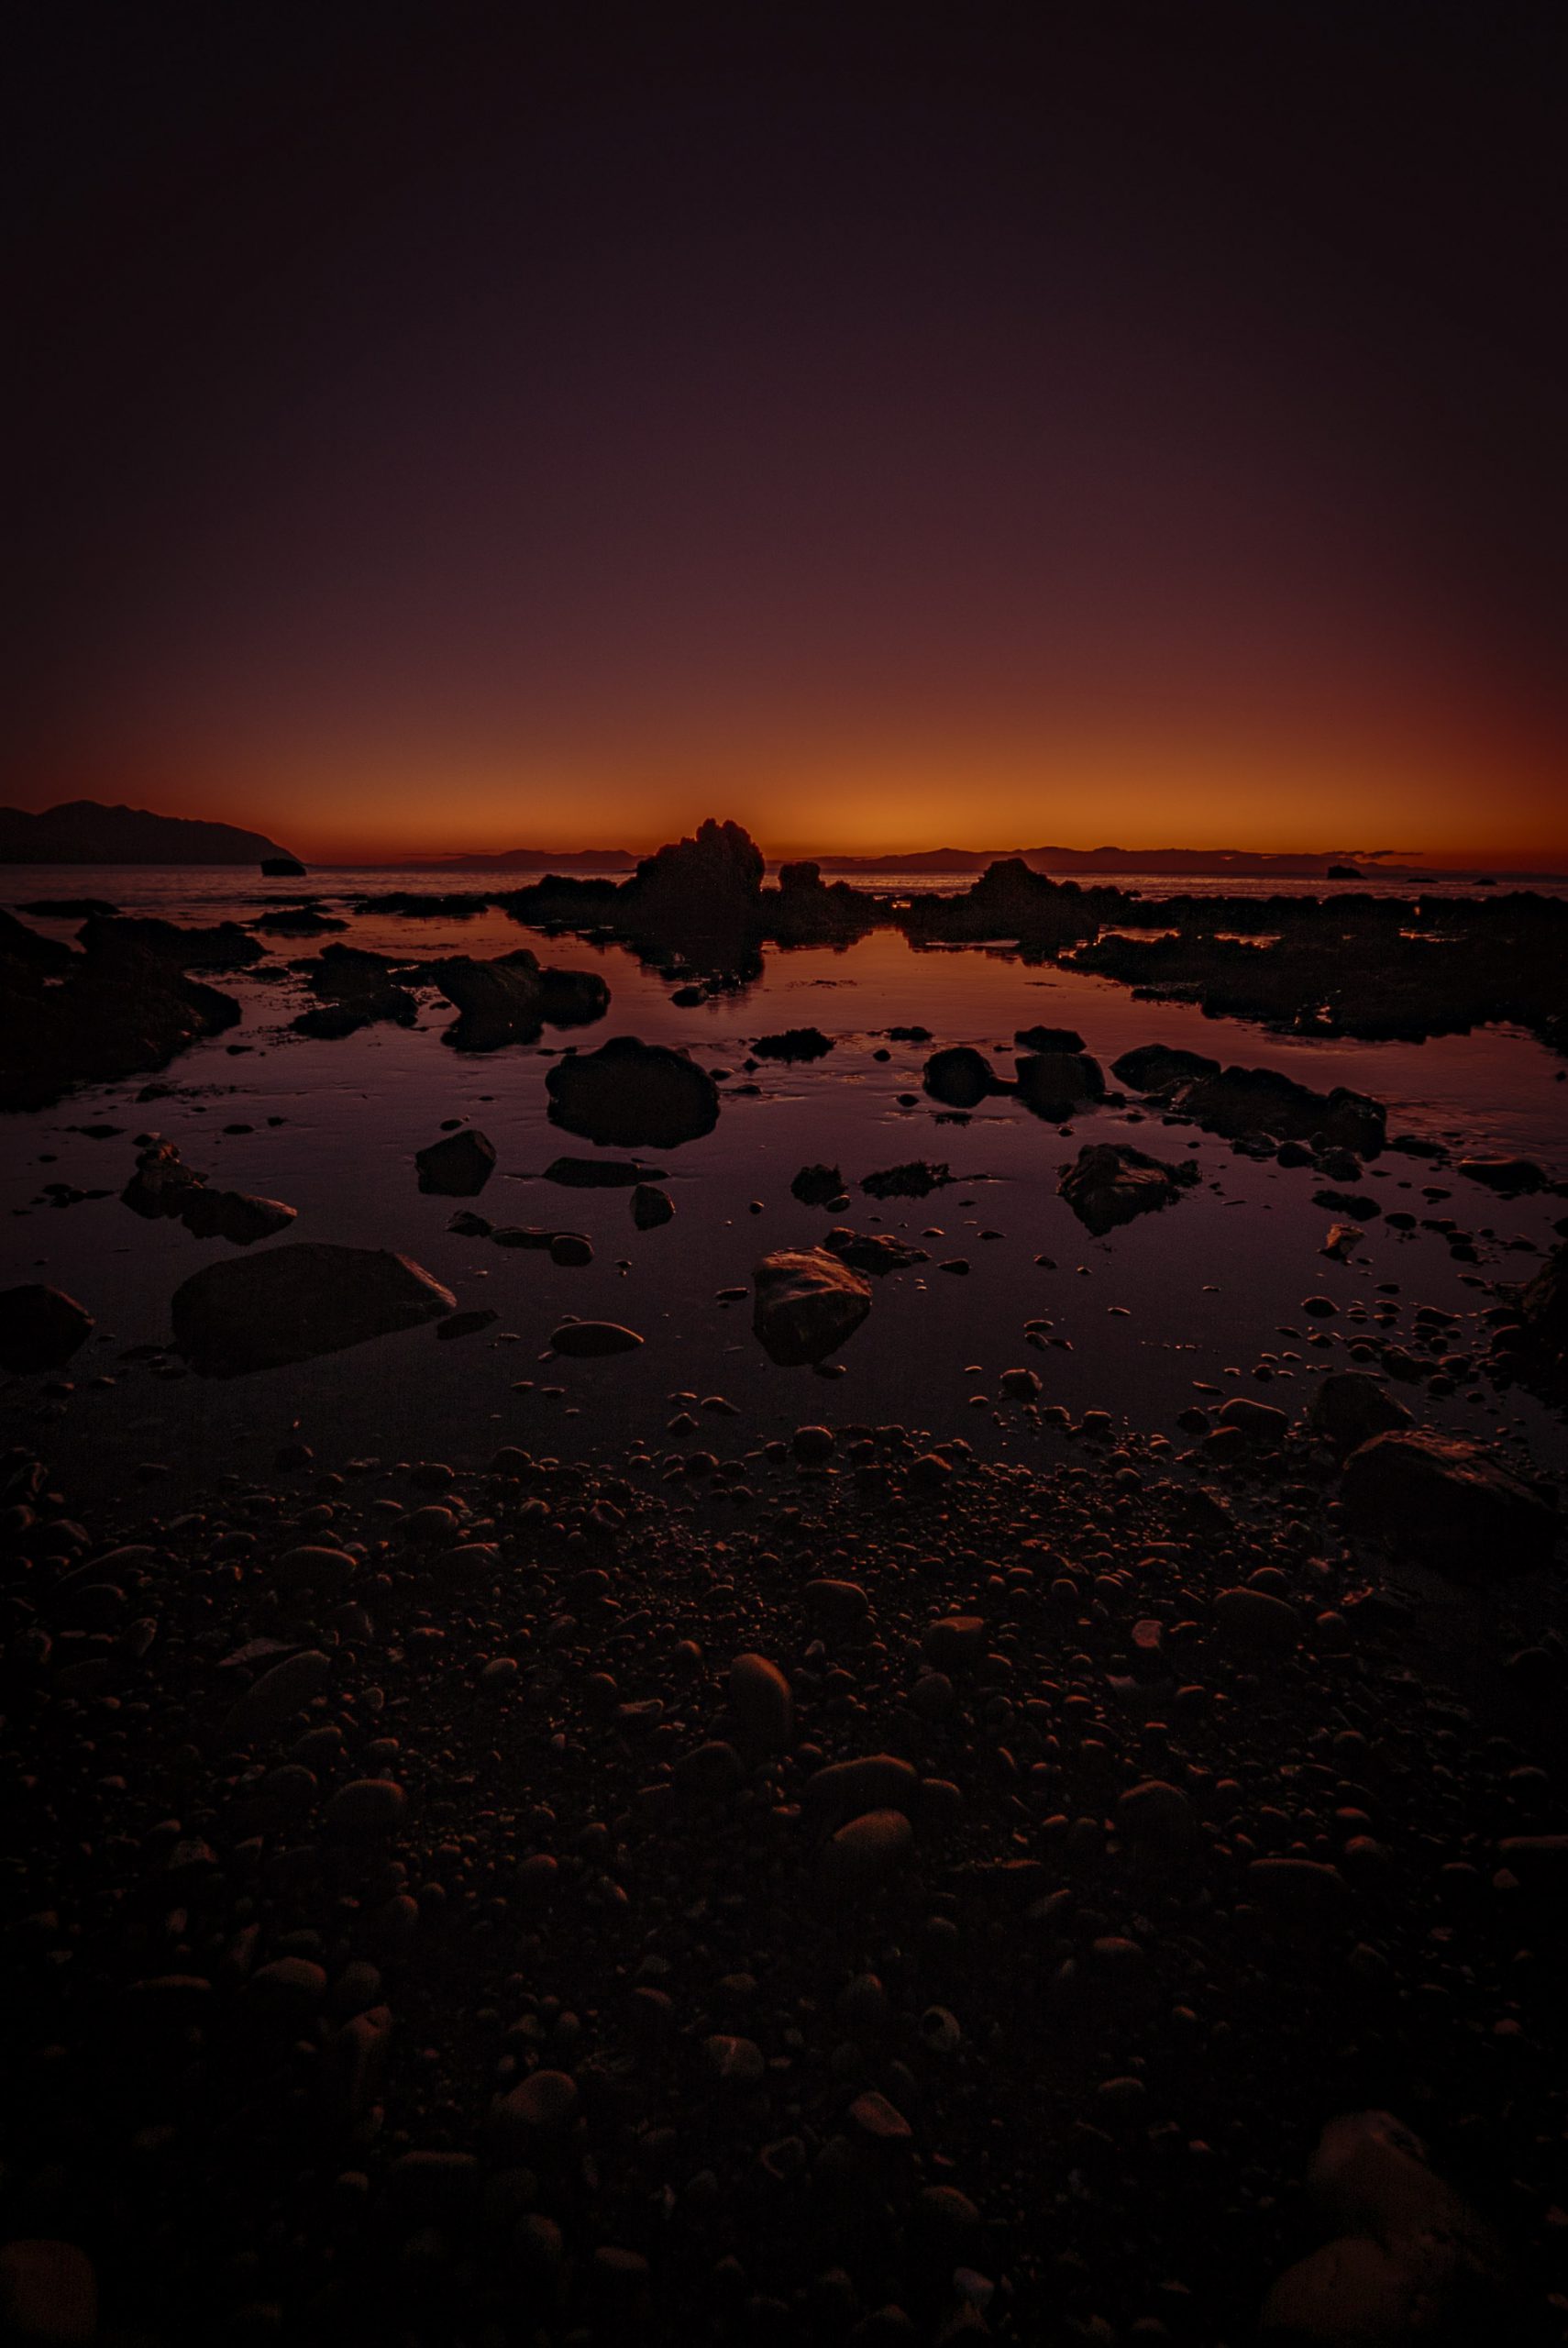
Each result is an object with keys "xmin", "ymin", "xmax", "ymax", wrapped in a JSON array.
[{"xmin": 5, "ymin": 869, "xmax": 1566, "ymax": 1504}]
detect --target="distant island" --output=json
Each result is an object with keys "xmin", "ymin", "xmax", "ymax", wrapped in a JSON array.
[{"xmin": 0, "ymin": 800, "xmax": 297, "ymax": 865}]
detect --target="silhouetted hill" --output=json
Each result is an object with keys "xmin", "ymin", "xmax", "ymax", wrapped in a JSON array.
[{"xmin": 0, "ymin": 801, "xmax": 296, "ymax": 865}]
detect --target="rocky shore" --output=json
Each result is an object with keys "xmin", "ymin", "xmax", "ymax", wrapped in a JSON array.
[{"xmin": 2, "ymin": 1386, "xmax": 1565, "ymax": 2345}]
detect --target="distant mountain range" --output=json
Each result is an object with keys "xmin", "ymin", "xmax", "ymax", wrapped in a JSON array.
[
  {"xmin": 437, "ymin": 845, "xmax": 638, "ymax": 870},
  {"xmin": 0, "ymin": 801, "xmax": 296, "ymax": 865},
  {"xmin": 436, "ymin": 841, "xmax": 1408, "ymax": 879}
]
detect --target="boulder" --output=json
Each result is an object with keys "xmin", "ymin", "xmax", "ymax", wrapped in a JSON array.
[
  {"xmin": 1058, "ymin": 1142, "xmax": 1198, "ymax": 1235},
  {"xmin": 1457, "ymin": 1155, "xmax": 1548, "ymax": 1192},
  {"xmin": 546, "ymin": 1036, "xmax": 720, "ymax": 1148},
  {"xmin": 171, "ymin": 1244, "xmax": 455, "ymax": 1376},
  {"xmin": 922, "ymin": 1045, "xmax": 1000, "ymax": 1107},
  {"xmin": 1308, "ymin": 1372, "xmax": 1413, "ymax": 1456},
  {"xmin": 415, "ymin": 1129, "xmax": 497, "ymax": 1196},
  {"xmin": 1110, "ymin": 1043, "xmax": 1221, "ymax": 1093},
  {"xmin": 630, "ymin": 1184, "xmax": 674, "ymax": 1230},
  {"xmin": 753, "ymin": 1247, "xmax": 872, "ymax": 1366},
  {"xmin": 423, "ymin": 950, "xmax": 608, "ymax": 1051},
  {"xmin": 1341, "ymin": 1430, "xmax": 1557, "ymax": 1572},
  {"xmin": 0, "ymin": 1284, "xmax": 94, "ymax": 1373},
  {"xmin": 1014, "ymin": 1048, "xmax": 1105, "ymax": 1119},
  {"xmin": 1176, "ymin": 1064, "xmax": 1385, "ymax": 1152},
  {"xmin": 2, "ymin": 935, "xmax": 241, "ymax": 1112}
]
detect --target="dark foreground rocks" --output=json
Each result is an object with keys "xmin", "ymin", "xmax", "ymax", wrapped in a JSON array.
[
  {"xmin": 1341, "ymin": 1429, "xmax": 1558, "ymax": 1572},
  {"xmin": 2, "ymin": 924, "xmax": 242, "ymax": 1111},
  {"xmin": 546, "ymin": 1036, "xmax": 720, "ymax": 1149},
  {"xmin": 169, "ymin": 1243, "xmax": 456, "ymax": 1374},
  {"xmin": 0, "ymin": 1283, "xmax": 94, "ymax": 1371},
  {"xmin": 1175, "ymin": 1064, "xmax": 1386, "ymax": 1152},
  {"xmin": 1058, "ymin": 1140, "xmax": 1198, "ymax": 1234},
  {"xmin": 420, "ymin": 950, "xmax": 609, "ymax": 1051},
  {"xmin": 121, "ymin": 1139, "xmax": 297, "ymax": 1245},
  {"xmin": 414, "ymin": 1128, "xmax": 497, "ymax": 1196},
  {"xmin": 0, "ymin": 1408, "xmax": 1562, "ymax": 2347},
  {"xmin": 752, "ymin": 1246, "xmax": 872, "ymax": 1364}
]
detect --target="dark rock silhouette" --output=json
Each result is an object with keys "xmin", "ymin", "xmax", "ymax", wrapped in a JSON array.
[
  {"xmin": 751, "ymin": 1026, "xmax": 834, "ymax": 1061},
  {"xmin": 1341, "ymin": 1430, "xmax": 1557, "ymax": 1570},
  {"xmin": 289, "ymin": 943, "xmax": 419, "ymax": 1036},
  {"xmin": 1014, "ymin": 1048, "xmax": 1106, "ymax": 1119},
  {"xmin": 416, "ymin": 951, "xmax": 609, "ymax": 1051},
  {"xmin": 1175, "ymin": 1065, "xmax": 1386, "ymax": 1151},
  {"xmin": 250, "ymin": 905, "xmax": 345, "ymax": 936},
  {"xmin": 549, "ymin": 1320, "xmax": 645, "ymax": 1357},
  {"xmin": 546, "ymin": 1036, "xmax": 720, "ymax": 1149},
  {"xmin": 859, "ymin": 1160, "xmax": 955, "ymax": 1199},
  {"xmin": 17, "ymin": 897, "xmax": 119, "ymax": 919},
  {"xmin": 171, "ymin": 1244, "xmax": 455, "ymax": 1375},
  {"xmin": 0, "ymin": 1283, "xmax": 94, "ymax": 1372},
  {"xmin": 3, "ymin": 930, "xmax": 241, "ymax": 1111},
  {"xmin": 1308, "ymin": 1371, "xmax": 1413, "ymax": 1455},
  {"xmin": 1014, "ymin": 1024, "xmax": 1086, "ymax": 1052},
  {"xmin": 1059, "ymin": 1141, "xmax": 1198, "ymax": 1234},
  {"xmin": 122, "ymin": 1139, "xmax": 295, "ymax": 1244},
  {"xmin": 922, "ymin": 1046, "xmax": 1002, "ymax": 1107},
  {"xmin": 631, "ymin": 1182, "xmax": 675, "ymax": 1228},
  {"xmin": 78, "ymin": 914, "xmax": 266, "ymax": 970},
  {"xmin": 822, "ymin": 1227, "xmax": 929, "ymax": 1273},
  {"xmin": 752, "ymin": 1247, "xmax": 872, "ymax": 1364},
  {"xmin": 790, "ymin": 1164, "xmax": 847, "ymax": 1205},
  {"xmin": 415, "ymin": 1130, "xmax": 497, "ymax": 1196},
  {"xmin": 1110, "ymin": 1043, "xmax": 1221, "ymax": 1093}
]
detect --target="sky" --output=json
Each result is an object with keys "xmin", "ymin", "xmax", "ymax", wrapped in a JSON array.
[{"xmin": 8, "ymin": 4, "xmax": 1567, "ymax": 864}]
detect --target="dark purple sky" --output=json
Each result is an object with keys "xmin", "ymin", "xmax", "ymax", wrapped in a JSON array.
[{"xmin": 9, "ymin": 4, "xmax": 1566, "ymax": 858}]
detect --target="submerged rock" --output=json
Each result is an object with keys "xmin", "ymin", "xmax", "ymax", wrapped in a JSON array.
[
  {"xmin": 753, "ymin": 1247, "xmax": 872, "ymax": 1366},
  {"xmin": 1341, "ymin": 1430, "xmax": 1557, "ymax": 1572},
  {"xmin": 859, "ymin": 1160, "xmax": 955, "ymax": 1200},
  {"xmin": 1058, "ymin": 1142, "xmax": 1198, "ymax": 1235},
  {"xmin": 546, "ymin": 1036, "xmax": 720, "ymax": 1149},
  {"xmin": 414, "ymin": 1129, "xmax": 497, "ymax": 1196},
  {"xmin": 171, "ymin": 1244, "xmax": 455, "ymax": 1376},
  {"xmin": 543, "ymin": 1155, "xmax": 659, "ymax": 1187},
  {"xmin": 0, "ymin": 1284, "xmax": 94, "ymax": 1372}
]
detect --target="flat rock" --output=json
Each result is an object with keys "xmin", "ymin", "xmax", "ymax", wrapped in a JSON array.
[
  {"xmin": 548, "ymin": 1321, "xmax": 645, "ymax": 1357},
  {"xmin": 171, "ymin": 1244, "xmax": 455, "ymax": 1376}
]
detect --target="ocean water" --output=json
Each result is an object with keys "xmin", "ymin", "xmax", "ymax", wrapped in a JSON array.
[{"xmin": 5, "ymin": 865, "xmax": 1565, "ymax": 1508}]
